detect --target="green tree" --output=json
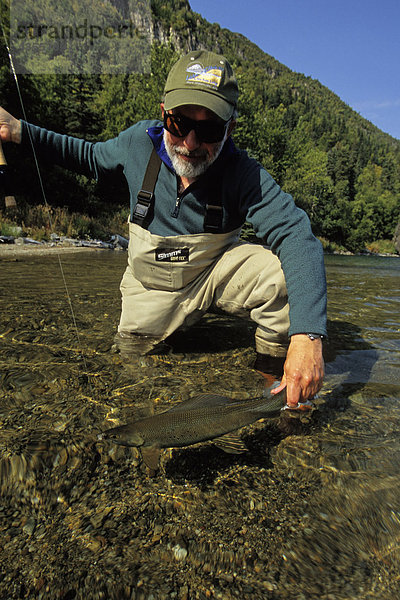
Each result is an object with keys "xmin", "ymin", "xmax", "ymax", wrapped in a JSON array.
[{"xmin": 284, "ymin": 146, "xmax": 335, "ymax": 236}]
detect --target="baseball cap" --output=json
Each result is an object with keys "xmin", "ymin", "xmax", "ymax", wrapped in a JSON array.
[{"xmin": 163, "ymin": 50, "xmax": 239, "ymax": 121}]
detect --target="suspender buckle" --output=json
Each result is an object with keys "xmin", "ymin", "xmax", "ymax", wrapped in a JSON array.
[
  {"xmin": 137, "ymin": 189, "xmax": 154, "ymax": 203},
  {"xmin": 132, "ymin": 148, "xmax": 162, "ymax": 227},
  {"xmin": 133, "ymin": 189, "xmax": 154, "ymax": 222},
  {"xmin": 204, "ymin": 203, "xmax": 223, "ymax": 233}
]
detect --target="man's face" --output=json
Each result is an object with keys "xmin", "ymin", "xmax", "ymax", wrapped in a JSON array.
[{"xmin": 161, "ymin": 104, "xmax": 236, "ymax": 180}]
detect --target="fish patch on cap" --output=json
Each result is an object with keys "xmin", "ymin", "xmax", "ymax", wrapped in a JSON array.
[
  {"xmin": 163, "ymin": 50, "xmax": 239, "ymax": 120},
  {"xmin": 185, "ymin": 63, "xmax": 223, "ymax": 89}
]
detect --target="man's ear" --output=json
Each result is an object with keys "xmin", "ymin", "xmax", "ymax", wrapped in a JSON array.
[
  {"xmin": 160, "ymin": 102, "xmax": 165, "ymax": 117},
  {"xmin": 227, "ymin": 119, "xmax": 236, "ymax": 137}
]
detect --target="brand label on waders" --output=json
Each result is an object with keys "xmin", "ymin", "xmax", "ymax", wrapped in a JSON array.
[{"xmin": 155, "ymin": 248, "xmax": 189, "ymax": 262}]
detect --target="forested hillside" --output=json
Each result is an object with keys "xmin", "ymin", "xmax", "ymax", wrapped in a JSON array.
[{"xmin": 1, "ymin": 0, "xmax": 399, "ymax": 253}]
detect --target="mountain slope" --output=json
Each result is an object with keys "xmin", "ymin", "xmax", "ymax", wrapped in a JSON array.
[{"xmin": 0, "ymin": 0, "xmax": 399, "ymax": 252}]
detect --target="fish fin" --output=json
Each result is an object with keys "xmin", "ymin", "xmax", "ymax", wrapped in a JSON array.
[
  {"xmin": 141, "ymin": 446, "xmax": 161, "ymax": 470},
  {"xmin": 167, "ymin": 393, "xmax": 232, "ymax": 412},
  {"xmin": 213, "ymin": 433, "xmax": 248, "ymax": 455}
]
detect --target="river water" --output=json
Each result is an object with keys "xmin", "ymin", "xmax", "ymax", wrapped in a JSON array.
[{"xmin": 0, "ymin": 250, "xmax": 399, "ymax": 599}]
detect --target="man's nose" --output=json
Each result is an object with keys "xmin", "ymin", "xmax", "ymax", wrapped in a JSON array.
[{"xmin": 183, "ymin": 128, "xmax": 201, "ymax": 151}]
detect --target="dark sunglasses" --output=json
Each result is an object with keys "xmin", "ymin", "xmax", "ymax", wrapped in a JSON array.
[{"xmin": 163, "ymin": 112, "xmax": 230, "ymax": 143}]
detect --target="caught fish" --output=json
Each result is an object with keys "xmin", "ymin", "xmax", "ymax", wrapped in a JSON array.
[{"xmin": 99, "ymin": 386, "xmax": 286, "ymax": 469}]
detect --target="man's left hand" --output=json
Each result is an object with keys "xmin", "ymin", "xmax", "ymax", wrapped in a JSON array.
[{"xmin": 271, "ymin": 334, "xmax": 324, "ymax": 407}]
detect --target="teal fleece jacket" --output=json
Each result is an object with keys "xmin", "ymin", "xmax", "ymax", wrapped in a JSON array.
[{"xmin": 22, "ymin": 119, "xmax": 327, "ymax": 337}]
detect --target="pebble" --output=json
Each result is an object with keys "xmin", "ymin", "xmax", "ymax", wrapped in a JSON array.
[
  {"xmin": 262, "ymin": 581, "xmax": 275, "ymax": 591},
  {"xmin": 22, "ymin": 517, "xmax": 36, "ymax": 537},
  {"xmin": 173, "ymin": 544, "xmax": 188, "ymax": 561}
]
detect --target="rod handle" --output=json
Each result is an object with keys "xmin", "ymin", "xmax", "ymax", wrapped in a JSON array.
[
  {"xmin": 0, "ymin": 138, "xmax": 7, "ymax": 165},
  {"xmin": 0, "ymin": 139, "xmax": 17, "ymax": 207}
]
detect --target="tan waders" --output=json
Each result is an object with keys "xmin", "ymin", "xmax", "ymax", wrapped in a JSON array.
[{"xmin": 116, "ymin": 222, "xmax": 289, "ymax": 358}]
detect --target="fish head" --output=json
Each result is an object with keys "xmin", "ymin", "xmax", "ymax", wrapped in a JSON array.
[{"xmin": 99, "ymin": 424, "xmax": 145, "ymax": 447}]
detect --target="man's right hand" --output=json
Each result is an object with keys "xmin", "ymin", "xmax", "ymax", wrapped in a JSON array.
[{"xmin": 0, "ymin": 107, "xmax": 21, "ymax": 144}]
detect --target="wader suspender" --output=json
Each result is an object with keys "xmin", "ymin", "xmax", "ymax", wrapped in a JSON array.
[
  {"xmin": 132, "ymin": 148, "xmax": 162, "ymax": 226},
  {"xmin": 203, "ymin": 169, "xmax": 223, "ymax": 233},
  {"xmin": 133, "ymin": 147, "xmax": 224, "ymax": 232}
]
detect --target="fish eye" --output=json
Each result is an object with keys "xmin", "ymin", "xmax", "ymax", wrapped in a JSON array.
[{"xmin": 99, "ymin": 431, "xmax": 118, "ymax": 441}]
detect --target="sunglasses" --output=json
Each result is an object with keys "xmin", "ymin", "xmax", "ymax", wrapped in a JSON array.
[{"xmin": 163, "ymin": 112, "xmax": 230, "ymax": 143}]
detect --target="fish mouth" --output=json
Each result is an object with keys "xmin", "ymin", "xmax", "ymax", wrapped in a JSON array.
[
  {"xmin": 97, "ymin": 432, "xmax": 123, "ymax": 444},
  {"xmin": 98, "ymin": 430, "xmax": 145, "ymax": 447},
  {"xmin": 97, "ymin": 432, "xmax": 121, "ymax": 443}
]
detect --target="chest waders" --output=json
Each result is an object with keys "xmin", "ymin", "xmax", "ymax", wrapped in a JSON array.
[{"xmin": 117, "ymin": 149, "xmax": 290, "ymax": 358}]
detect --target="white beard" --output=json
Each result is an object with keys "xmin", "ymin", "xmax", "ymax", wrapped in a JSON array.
[{"xmin": 163, "ymin": 130, "xmax": 227, "ymax": 179}]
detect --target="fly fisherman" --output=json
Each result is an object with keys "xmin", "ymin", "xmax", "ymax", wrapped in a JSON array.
[{"xmin": 0, "ymin": 50, "xmax": 327, "ymax": 409}]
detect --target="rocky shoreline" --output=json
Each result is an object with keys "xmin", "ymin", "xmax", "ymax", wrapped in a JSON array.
[{"xmin": 0, "ymin": 234, "xmax": 129, "ymax": 257}]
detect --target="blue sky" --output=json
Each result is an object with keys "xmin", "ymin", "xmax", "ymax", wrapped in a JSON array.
[{"xmin": 189, "ymin": 0, "xmax": 400, "ymax": 140}]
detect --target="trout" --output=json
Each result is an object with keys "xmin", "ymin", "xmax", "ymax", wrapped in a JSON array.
[{"xmin": 100, "ymin": 386, "xmax": 286, "ymax": 468}]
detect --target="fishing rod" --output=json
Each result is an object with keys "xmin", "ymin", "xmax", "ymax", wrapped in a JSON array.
[{"xmin": 0, "ymin": 18, "xmax": 91, "ymax": 378}]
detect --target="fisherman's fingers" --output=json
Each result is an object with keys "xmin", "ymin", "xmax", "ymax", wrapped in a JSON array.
[
  {"xmin": 283, "ymin": 362, "xmax": 324, "ymax": 407},
  {"xmin": 282, "ymin": 335, "xmax": 325, "ymax": 407}
]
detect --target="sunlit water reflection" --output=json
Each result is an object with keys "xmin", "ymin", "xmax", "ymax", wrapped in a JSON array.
[{"xmin": 0, "ymin": 251, "xmax": 399, "ymax": 599}]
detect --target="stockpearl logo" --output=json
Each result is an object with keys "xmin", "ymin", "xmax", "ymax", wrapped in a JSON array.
[{"xmin": 9, "ymin": 0, "xmax": 151, "ymax": 74}]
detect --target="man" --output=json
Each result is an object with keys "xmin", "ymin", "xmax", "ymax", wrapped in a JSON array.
[{"xmin": 0, "ymin": 50, "xmax": 327, "ymax": 408}]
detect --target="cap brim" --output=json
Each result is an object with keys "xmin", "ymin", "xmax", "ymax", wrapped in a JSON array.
[{"xmin": 164, "ymin": 89, "xmax": 234, "ymax": 121}]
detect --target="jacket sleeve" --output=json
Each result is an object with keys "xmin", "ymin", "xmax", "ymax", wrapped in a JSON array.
[
  {"xmin": 21, "ymin": 121, "xmax": 130, "ymax": 180},
  {"xmin": 237, "ymin": 157, "xmax": 327, "ymax": 337}
]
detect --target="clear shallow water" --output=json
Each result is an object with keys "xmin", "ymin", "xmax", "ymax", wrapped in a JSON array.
[
  {"xmin": 325, "ymin": 254, "xmax": 400, "ymax": 386},
  {"xmin": 0, "ymin": 250, "xmax": 399, "ymax": 599}
]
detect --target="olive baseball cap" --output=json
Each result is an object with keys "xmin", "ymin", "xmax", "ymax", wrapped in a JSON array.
[{"xmin": 163, "ymin": 50, "xmax": 239, "ymax": 121}]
